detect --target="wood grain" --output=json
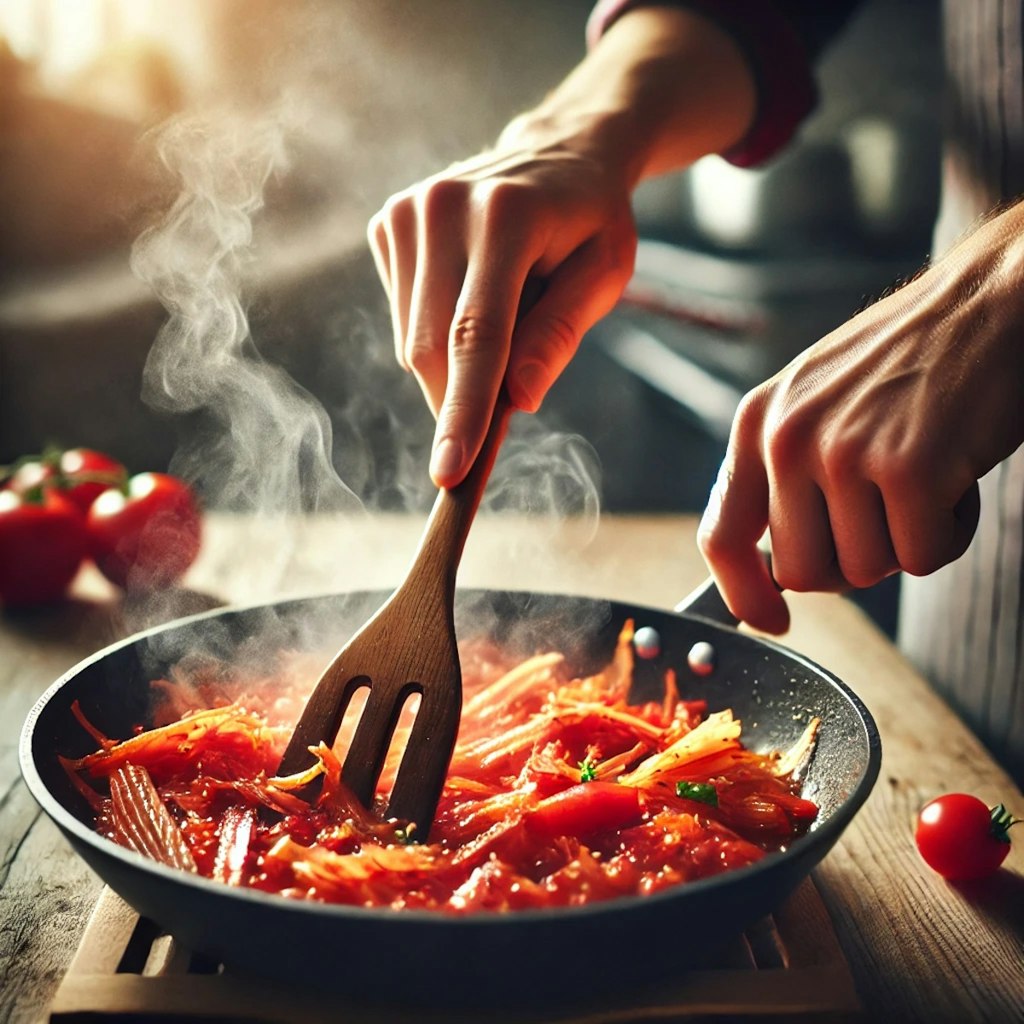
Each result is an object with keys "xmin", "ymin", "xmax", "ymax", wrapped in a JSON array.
[
  {"xmin": 2, "ymin": 513, "xmax": 1022, "ymax": 1024},
  {"xmin": 50, "ymin": 879, "xmax": 861, "ymax": 1022}
]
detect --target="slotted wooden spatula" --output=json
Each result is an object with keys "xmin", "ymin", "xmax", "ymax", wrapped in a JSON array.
[{"xmin": 277, "ymin": 391, "xmax": 513, "ymax": 840}]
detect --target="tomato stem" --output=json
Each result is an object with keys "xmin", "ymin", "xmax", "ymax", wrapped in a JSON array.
[
  {"xmin": 0, "ymin": 451, "xmax": 52, "ymax": 484},
  {"xmin": 0, "ymin": 448, "xmax": 127, "ymax": 495},
  {"xmin": 989, "ymin": 803, "xmax": 1019, "ymax": 844}
]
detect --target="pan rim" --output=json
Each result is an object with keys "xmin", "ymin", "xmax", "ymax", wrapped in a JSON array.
[{"xmin": 19, "ymin": 586, "xmax": 881, "ymax": 929}]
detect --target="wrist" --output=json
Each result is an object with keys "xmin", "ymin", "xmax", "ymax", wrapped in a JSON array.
[
  {"xmin": 935, "ymin": 200, "xmax": 1024, "ymax": 315},
  {"xmin": 496, "ymin": 104, "xmax": 645, "ymax": 194},
  {"xmin": 511, "ymin": 7, "xmax": 756, "ymax": 189}
]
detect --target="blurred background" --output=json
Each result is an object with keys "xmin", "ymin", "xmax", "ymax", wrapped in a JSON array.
[{"xmin": 0, "ymin": 0, "xmax": 942, "ymax": 633}]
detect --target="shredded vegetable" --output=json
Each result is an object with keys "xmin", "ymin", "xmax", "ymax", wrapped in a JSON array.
[{"xmin": 66, "ymin": 622, "xmax": 820, "ymax": 913}]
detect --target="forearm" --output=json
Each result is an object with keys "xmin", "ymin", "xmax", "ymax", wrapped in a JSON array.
[
  {"xmin": 936, "ymin": 196, "xmax": 1024, "ymax": 301},
  {"xmin": 499, "ymin": 7, "xmax": 756, "ymax": 191}
]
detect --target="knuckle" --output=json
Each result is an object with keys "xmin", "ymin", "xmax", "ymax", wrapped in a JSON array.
[
  {"xmin": 406, "ymin": 339, "xmax": 444, "ymax": 376},
  {"xmin": 899, "ymin": 547, "xmax": 949, "ymax": 578},
  {"xmin": 732, "ymin": 386, "xmax": 770, "ymax": 445},
  {"xmin": 875, "ymin": 450, "xmax": 935, "ymax": 502},
  {"xmin": 435, "ymin": 397, "xmax": 479, "ymax": 440},
  {"xmin": 475, "ymin": 179, "xmax": 528, "ymax": 227},
  {"xmin": 818, "ymin": 431, "xmax": 865, "ymax": 488},
  {"xmin": 695, "ymin": 508, "xmax": 732, "ymax": 564},
  {"xmin": 420, "ymin": 178, "xmax": 465, "ymax": 220},
  {"xmin": 884, "ymin": 433, "xmax": 976, "ymax": 492},
  {"xmin": 840, "ymin": 560, "xmax": 889, "ymax": 590},
  {"xmin": 768, "ymin": 558, "xmax": 804, "ymax": 591},
  {"xmin": 367, "ymin": 216, "xmax": 389, "ymax": 259},
  {"xmin": 895, "ymin": 520, "xmax": 967, "ymax": 577},
  {"xmin": 450, "ymin": 314, "xmax": 504, "ymax": 357},
  {"xmin": 874, "ymin": 452, "xmax": 911, "ymax": 493},
  {"xmin": 764, "ymin": 414, "xmax": 809, "ymax": 474},
  {"xmin": 771, "ymin": 560, "xmax": 824, "ymax": 594},
  {"xmin": 696, "ymin": 524, "xmax": 724, "ymax": 564},
  {"xmin": 382, "ymin": 192, "xmax": 415, "ymax": 233}
]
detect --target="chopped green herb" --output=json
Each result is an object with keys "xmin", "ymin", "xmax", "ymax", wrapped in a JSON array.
[
  {"xmin": 675, "ymin": 781, "xmax": 718, "ymax": 807},
  {"xmin": 578, "ymin": 757, "xmax": 598, "ymax": 783}
]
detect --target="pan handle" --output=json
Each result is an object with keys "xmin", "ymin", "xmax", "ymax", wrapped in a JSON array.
[
  {"xmin": 673, "ymin": 575, "xmax": 739, "ymax": 625},
  {"xmin": 673, "ymin": 548, "xmax": 775, "ymax": 627}
]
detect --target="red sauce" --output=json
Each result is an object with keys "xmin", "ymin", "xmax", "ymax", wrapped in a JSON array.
[{"xmin": 68, "ymin": 622, "xmax": 818, "ymax": 914}]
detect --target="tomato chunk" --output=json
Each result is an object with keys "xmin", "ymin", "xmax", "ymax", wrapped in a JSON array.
[
  {"xmin": 766, "ymin": 791, "xmax": 820, "ymax": 824},
  {"xmin": 525, "ymin": 782, "xmax": 644, "ymax": 839}
]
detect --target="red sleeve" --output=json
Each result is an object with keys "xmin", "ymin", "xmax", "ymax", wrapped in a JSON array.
[{"xmin": 586, "ymin": 0, "xmax": 827, "ymax": 167}]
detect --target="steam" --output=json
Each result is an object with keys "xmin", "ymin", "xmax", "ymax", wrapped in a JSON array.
[
  {"xmin": 113, "ymin": 5, "xmax": 616, "ymax": 757},
  {"xmin": 131, "ymin": 113, "xmax": 360, "ymax": 518},
  {"xmin": 128, "ymin": 100, "xmax": 604, "ymax": 647},
  {"xmin": 487, "ymin": 428, "xmax": 600, "ymax": 521}
]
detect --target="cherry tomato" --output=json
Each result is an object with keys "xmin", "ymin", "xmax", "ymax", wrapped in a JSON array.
[
  {"xmin": 915, "ymin": 793, "xmax": 1017, "ymax": 881},
  {"xmin": 87, "ymin": 472, "xmax": 202, "ymax": 590},
  {"xmin": 8, "ymin": 448, "xmax": 126, "ymax": 515},
  {"xmin": 0, "ymin": 489, "xmax": 88, "ymax": 606},
  {"xmin": 58, "ymin": 448, "xmax": 128, "ymax": 513}
]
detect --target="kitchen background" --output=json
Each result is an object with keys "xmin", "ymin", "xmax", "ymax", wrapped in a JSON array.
[{"xmin": 0, "ymin": 0, "xmax": 942, "ymax": 634}]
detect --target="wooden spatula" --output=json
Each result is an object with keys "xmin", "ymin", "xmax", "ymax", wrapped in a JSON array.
[{"xmin": 276, "ymin": 392, "xmax": 513, "ymax": 840}]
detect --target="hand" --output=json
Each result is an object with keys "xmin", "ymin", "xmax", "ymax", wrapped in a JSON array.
[
  {"xmin": 366, "ymin": 7, "xmax": 757, "ymax": 488},
  {"xmin": 697, "ymin": 205, "xmax": 1024, "ymax": 633},
  {"xmin": 368, "ymin": 129, "xmax": 637, "ymax": 488}
]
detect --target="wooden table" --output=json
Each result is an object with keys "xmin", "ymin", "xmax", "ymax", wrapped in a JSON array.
[{"xmin": 2, "ymin": 514, "xmax": 1022, "ymax": 1023}]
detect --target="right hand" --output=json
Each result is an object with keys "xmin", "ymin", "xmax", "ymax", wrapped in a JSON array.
[
  {"xmin": 697, "ymin": 201, "xmax": 1024, "ymax": 633},
  {"xmin": 367, "ymin": 123, "xmax": 638, "ymax": 489}
]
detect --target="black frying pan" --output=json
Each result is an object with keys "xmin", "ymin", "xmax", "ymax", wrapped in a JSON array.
[{"xmin": 20, "ymin": 581, "xmax": 879, "ymax": 1012}]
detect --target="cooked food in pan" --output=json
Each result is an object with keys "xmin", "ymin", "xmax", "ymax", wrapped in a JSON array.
[{"xmin": 64, "ymin": 621, "xmax": 820, "ymax": 913}]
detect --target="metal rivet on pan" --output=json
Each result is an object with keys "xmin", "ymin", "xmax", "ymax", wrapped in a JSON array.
[
  {"xmin": 687, "ymin": 641, "xmax": 716, "ymax": 676},
  {"xmin": 633, "ymin": 626, "xmax": 661, "ymax": 659}
]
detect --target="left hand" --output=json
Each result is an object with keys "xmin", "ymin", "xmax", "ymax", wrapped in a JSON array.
[
  {"xmin": 697, "ymin": 204, "xmax": 1024, "ymax": 633},
  {"xmin": 365, "ymin": 7, "xmax": 758, "ymax": 489},
  {"xmin": 367, "ymin": 132, "xmax": 637, "ymax": 488}
]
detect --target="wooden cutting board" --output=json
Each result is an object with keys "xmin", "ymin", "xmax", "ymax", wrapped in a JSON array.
[{"xmin": 49, "ymin": 875, "xmax": 862, "ymax": 1023}]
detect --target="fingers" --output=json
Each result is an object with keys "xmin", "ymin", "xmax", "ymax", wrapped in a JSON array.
[
  {"xmin": 366, "ymin": 212, "xmax": 400, "ymax": 364},
  {"xmin": 506, "ymin": 219, "xmax": 635, "ymax": 413},
  {"xmin": 701, "ymin": 385, "xmax": 981, "ymax": 635},
  {"xmin": 697, "ymin": 414, "xmax": 790, "ymax": 634},
  {"xmin": 429, "ymin": 257, "xmax": 528, "ymax": 488},
  {"xmin": 366, "ymin": 213, "xmax": 391, "ymax": 299},
  {"xmin": 370, "ymin": 185, "xmax": 471, "ymax": 418},
  {"xmin": 884, "ymin": 476, "xmax": 980, "ymax": 577},
  {"xmin": 822, "ymin": 480, "xmax": 898, "ymax": 588},
  {"xmin": 377, "ymin": 200, "xmax": 417, "ymax": 369},
  {"xmin": 431, "ymin": 221, "xmax": 634, "ymax": 486},
  {"xmin": 767, "ymin": 425, "xmax": 890, "ymax": 592},
  {"xmin": 405, "ymin": 182, "xmax": 476, "ymax": 417},
  {"xmin": 405, "ymin": 202, "xmax": 467, "ymax": 417},
  {"xmin": 766, "ymin": 476, "xmax": 844, "ymax": 594}
]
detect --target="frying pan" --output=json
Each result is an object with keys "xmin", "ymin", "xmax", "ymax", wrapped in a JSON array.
[{"xmin": 20, "ymin": 580, "xmax": 880, "ymax": 1012}]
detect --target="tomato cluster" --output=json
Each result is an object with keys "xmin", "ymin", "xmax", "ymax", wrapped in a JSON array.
[{"xmin": 0, "ymin": 447, "xmax": 202, "ymax": 607}]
